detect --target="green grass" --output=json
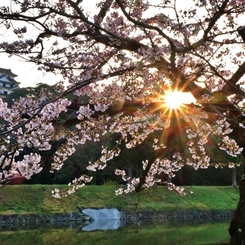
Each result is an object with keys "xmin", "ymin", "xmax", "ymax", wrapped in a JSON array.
[{"xmin": 0, "ymin": 185, "xmax": 240, "ymax": 214}]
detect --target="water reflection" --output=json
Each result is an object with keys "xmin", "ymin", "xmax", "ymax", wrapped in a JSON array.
[
  {"xmin": 81, "ymin": 219, "xmax": 123, "ymax": 231},
  {"xmin": 0, "ymin": 219, "xmax": 230, "ymax": 245}
]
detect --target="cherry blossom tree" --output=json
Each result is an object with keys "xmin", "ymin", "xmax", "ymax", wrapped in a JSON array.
[{"xmin": 1, "ymin": 0, "xmax": 245, "ymax": 243}]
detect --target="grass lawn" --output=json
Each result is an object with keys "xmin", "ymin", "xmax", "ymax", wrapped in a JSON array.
[{"xmin": 0, "ymin": 185, "xmax": 239, "ymax": 214}]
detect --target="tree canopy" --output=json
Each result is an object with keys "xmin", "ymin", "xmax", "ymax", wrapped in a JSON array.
[{"xmin": 0, "ymin": 0, "xmax": 245, "ymax": 200}]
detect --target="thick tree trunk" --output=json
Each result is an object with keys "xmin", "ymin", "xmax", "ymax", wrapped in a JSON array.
[{"xmin": 229, "ymin": 176, "xmax": 245, "ymax": 244}]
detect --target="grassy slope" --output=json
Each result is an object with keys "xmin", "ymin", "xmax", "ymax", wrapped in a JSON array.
[{"xmin": 0, "ymin": 185, "xmax": 239, "ymax": 214}]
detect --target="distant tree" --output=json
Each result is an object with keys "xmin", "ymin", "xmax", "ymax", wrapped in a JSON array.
[
  {"xmin": 1, "ymin": 1, "xmax": 245, "ymax": 243},
  {"xmin": 3, "ymin": 88, "xmax": 30, "ymax": 105},
  {"xmin": 232, "ymin": 166, "xmax": 238, "ymax": 188}
]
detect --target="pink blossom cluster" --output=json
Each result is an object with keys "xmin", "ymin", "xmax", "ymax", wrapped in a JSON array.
[{"xmin": 0, "ymin": 0, "xmax": 244, "ymax": 196}]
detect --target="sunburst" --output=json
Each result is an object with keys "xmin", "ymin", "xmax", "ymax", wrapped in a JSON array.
[{"xmin": 163, "ymin": 90, "xmax": 195, "ymax": 110}]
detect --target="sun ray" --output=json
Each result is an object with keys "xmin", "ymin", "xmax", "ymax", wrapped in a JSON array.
[{"xmin": 147, "ymin": 90, "xmax": 197, "ymax": 154}]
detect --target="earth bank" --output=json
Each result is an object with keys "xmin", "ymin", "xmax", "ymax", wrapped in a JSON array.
[{"xmin": 0, "ymin": 185, "xmax": 239, "ymax": 214}]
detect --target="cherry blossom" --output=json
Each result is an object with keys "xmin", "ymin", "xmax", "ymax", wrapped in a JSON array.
[{"xmin": 0, "ymin": 1, "xmax": 244, "ymax": 204}]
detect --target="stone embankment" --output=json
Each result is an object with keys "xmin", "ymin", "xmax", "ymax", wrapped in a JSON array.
[
  {"xmin": 124, "ymin": 210, "xmax": 234, "ymax": 224},
  {"xmin": 0, "ymin": 212, "xmax": 92, "ymax": 230},
  {"xmin": 0, "ymin": 209, "xmax": 234, "ymax": 231}
]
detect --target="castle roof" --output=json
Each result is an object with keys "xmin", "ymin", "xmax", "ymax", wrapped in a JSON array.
[
  {"xmin": 0, "ymin": 68, "xmax": 17, "ymax": 77},
  {"xmin": 0, "ymin": 74, "xmax": 19, "ymax": 85}
]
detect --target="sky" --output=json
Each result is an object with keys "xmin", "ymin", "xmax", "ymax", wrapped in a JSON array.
[
  {"xmin": 0, "ymin": 0, "xmax": 197, "ymax": 88},
  {"xmin": 0, "ymin": 0, "xmax": 57, "ymax": 87},
  {"xmin": 0, "ymin": 53, "xmax": 59, "ymax": 87},
  {"xmin": 0, "ymin": 0, "xmax": 96, "ymax": 88},
  {"xmin": 0, "ymin": 0, "xmax": 237, "ymax": 93}
]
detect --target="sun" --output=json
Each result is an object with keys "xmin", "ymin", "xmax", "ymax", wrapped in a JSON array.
[{"xmin": 163, "ymin": 90, "xmax": 195, "ymax": 109}]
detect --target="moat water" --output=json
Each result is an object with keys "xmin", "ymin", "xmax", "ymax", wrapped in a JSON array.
[{"xmin": 0, "ymin": 219, "xmax": 230, "ymax": 245}]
